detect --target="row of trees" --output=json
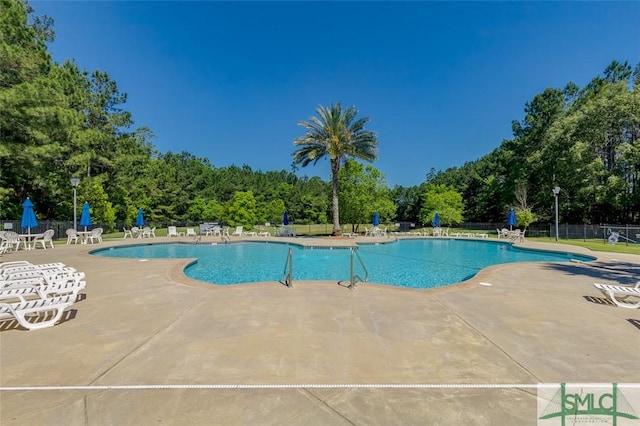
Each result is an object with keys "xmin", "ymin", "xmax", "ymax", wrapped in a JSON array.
[
  {"xmin": 426, "ymin": 60, "xmax": 640, "ymax": 225},
  {"xmin": 2, "ymin": 0, "xmax": 639, "ymax": 233}
]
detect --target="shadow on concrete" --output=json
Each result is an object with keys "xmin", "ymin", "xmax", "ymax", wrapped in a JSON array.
[
  {"xmin": 541, "ymin": 261, "xmax": 640, "ymax": 284},
  {"xmin": 0, "ymin": 308, "xmax": 77, "ymax": 332},
  {"xmin": 627, "ymin": 318, "xmax": 640, "ymax": 331},
  {"xmin": 583, "ymin": 295, "xmax": 616, "ymax": 307}
]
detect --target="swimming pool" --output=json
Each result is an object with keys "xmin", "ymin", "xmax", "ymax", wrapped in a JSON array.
[{"xmin": 92, "ymin": 240, "xmax": 595, "ymax": 289}]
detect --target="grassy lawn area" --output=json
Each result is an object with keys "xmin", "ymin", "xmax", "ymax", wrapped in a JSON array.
[{"xmin": 527, "ymin": 237, "xmax": 640, "ymax": 255}]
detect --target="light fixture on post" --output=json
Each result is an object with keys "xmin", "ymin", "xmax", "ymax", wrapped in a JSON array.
[
  {"xmin": 70, "ymin": 177, "xmax": 80, "ymax": 231},
  {"xmin": 552, "ymin": 186, "xmax": 560, "ymax": 241}
]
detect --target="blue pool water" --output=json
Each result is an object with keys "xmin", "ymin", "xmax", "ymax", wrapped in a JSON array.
[{"xmin": 92, "ymin": 240, "xmax": 594, "ymax": 289}]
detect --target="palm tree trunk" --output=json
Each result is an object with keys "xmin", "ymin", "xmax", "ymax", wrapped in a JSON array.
[{"xmin": 331, "ymin": 158, "xmax": 341, "ymax": 236}]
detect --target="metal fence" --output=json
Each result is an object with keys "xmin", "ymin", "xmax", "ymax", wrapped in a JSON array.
[
  {"xmin": 463, "ymin": 222, "xmax": 640, "ymax": 243},
  {"xmin": 1, "ymin": 220, "xmax": 78, "ymax": 241},
  {"xmin": 4, "ymin": 219, "xmax": 639, "ymax": 244}
]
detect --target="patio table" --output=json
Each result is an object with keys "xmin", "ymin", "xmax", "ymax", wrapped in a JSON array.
[
  {"xmin": 76, "ymin": 231, "xmax": 92, "ymax": 244},
  {"xmin": 18, "ymin": 233, "xmax": 44, "ymax": 250}
]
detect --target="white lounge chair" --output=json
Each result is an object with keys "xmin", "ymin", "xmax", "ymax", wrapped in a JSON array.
[
  {"xmin": 1, "ymin": 277, "xmax": 86, "ymax": 300},
  {"xmin": 1, "ymin": 262, "xmax": 83, "ymax": 283},
  {"xmin": 0, "ymin": 294, "xmax": 76, "ymax": 330},
  {"xmin": 186, "ymin": 228, "xmax": 197, "ymax": 237},
  {"xmin": 167, "ymin": 226, "xmax": 178, "ymax": 237},
  {"xmin": 593, "ymin": 282, "xmax": 640, "ymax": 309},
  {"xmin": 1, "ymin": 263, "xmax": 76, "ymax": 277},
  {"xmin": 0, "ymin": 261, "xmax": 68, "ymax": 272},
  {"xmin": 231, "ymin": 226, "xmax": 243, "ymax": 237}
]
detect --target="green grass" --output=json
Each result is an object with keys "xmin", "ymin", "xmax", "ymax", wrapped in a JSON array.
[{"xmin": 527, "ymin": 237, "xmax": 640, "ymax": 255}]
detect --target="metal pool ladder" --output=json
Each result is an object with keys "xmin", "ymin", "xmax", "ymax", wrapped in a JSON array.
[
  {"xmin": 281, "ymin": 247, "xmax": 293, "ymax": 288},
  {"xmin": 347, "ymin": 247, "xmax": 368, "ymax": 289}
]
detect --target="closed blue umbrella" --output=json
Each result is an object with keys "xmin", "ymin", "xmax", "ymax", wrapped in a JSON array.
[
  {"xmin": 136, "ymin": 208, "xmax": 145, "ymax": 227},
  {"xmin": 283, "ymin": 211, "xmax": 289, "ymax": 225},
  {"xmin": 21, "ymin": 198, "xmax": 38, "ymax": 234},
  {"xmin": 432, "ymin": 212, "xmax": 440, "ymax": 228},
  {"xmin": 508, "ymin": 209, "xmax": 516, "ymax": 230},
  {"xmin": 372, "ymin": 212, "xmax": 380, "ymax": 227},
  {"xmin": 79, "ymin": 202, "xmax": 92, "ymax": 231}
]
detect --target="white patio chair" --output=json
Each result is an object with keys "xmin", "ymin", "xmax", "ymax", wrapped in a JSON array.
[
  {"xmin": 0, "ymin": 231, "xmax": 20, "ymax": 252},
  {"xmin": 186, "ymin": 228, "xmax": 197, "ymax": 237},
  {"xmin": 231, "ymin": 226, "xmax": 243, "ymax": 237},
  {"xmin": 65, "ymin": 229, "xmax": 79, "ymax": 245},
  {"xmin": 123, "ymin": 227, "xmax": 133, "ymax": 239},
  {"xmin": 87, "ymin": 228, "xmax": 103, "ymax": 244},
  {"xmin": 167, "ymin": 226, "xmax": 178, "ymax": 237},
  {"xmin": 33, "ymin": 229, "xmax": 55, "ymax": 249}
]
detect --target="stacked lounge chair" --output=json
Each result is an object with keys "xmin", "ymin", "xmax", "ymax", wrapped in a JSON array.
[{"xmin": 0, "ymin": 261, "xmax": 85, "ymax": 330}]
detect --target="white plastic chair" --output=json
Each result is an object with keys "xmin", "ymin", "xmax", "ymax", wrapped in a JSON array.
[
  {"xmin": 87, "ymin": 228, "xmax": 103, "ymax": 244},
  {"xmin": 65, "ymin": 229, "xmax": 79, "ymax": 245},
  {"xmin": 33, "ymin": 229, "xmax": 55, "ymax": 249},
  {"xmin": 123, "ymin": 227, "xmax": 133, "ymax": 239},
  {"xmin": 593, "ymin": 282, "xmax": 640, "ymax": 309},
  {"xmin": 0, "ymin": 294, "xmax": 77, "ymax": 330},
  {"xmin": 167, "ymin": 226, "xmax": 178, "ymax": 237}
]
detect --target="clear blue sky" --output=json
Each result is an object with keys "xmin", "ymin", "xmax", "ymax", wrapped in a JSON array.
[{"xmin": 32, "ymin": 1, "xmax": 640, "ymax": 187}]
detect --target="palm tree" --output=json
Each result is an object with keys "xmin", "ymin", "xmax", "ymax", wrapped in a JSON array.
[{"xmin": 293, "ymin": 103, "xmax": 378, "ymax": 235}]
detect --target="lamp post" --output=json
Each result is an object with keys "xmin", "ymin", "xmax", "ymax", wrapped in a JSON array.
[
  {"xmin": 71, "ymin": 178, "xmax": 80, "ymax": 231},
  {"xmin": 552, "ymin": 186, "xmax": 560, "ymax": 241}
]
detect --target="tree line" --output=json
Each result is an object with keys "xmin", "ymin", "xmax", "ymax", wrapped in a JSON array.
[
  {"xmin": 425, "ymin": 60, "xmax": 640, "ymax": 226},
  {"xmin": 2, "ymin": 0, "xmax": 639, "ymax": 232}
]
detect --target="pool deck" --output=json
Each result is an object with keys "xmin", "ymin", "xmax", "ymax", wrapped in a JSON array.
[{"xmin": 1, "ymin": 235, "xmax": 639, "ymax": 425}]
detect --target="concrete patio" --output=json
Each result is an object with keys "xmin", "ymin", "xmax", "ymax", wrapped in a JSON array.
[{"xmin": 1, "ymin": 236, "xmax": 639, "ymax": 425}]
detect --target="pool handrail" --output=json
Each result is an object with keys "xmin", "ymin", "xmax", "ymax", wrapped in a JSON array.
[
  {"xmin": 281, "ymin": 247, "xmax": 293, "ymax": 288},
  {"xmin": 348, "ymin": 247, "xmax": 368, "ymax": 289}
]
